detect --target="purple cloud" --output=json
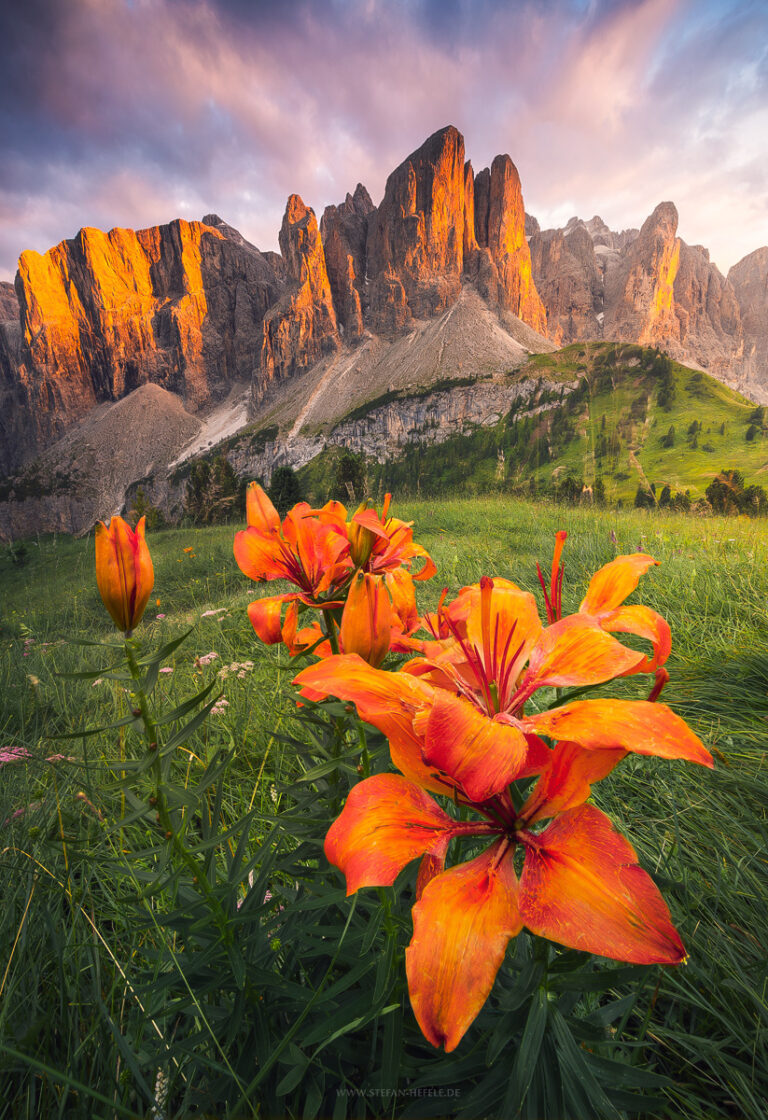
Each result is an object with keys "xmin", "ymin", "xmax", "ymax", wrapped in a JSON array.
[{"xmin": 0, "ymin": 0, "xmax": 765, "ymax": 284}]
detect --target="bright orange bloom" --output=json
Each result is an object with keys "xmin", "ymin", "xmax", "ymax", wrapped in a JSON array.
[
  {"xmin": 281, "ymin": 570, "xmax": 418, "ymax": 666},
  {"xmin": 234, "ymin": 483, "xmax": 353, "ymax": 643},
  {"xmin": 318, "ymin": 493, "xmax": 437, "ymax": 581},
  {"xmin": 295, "ymin": 569, "xmax": 713, "ymax": 1052},
  {"xmin": 95, "ymin": 516, "xmax": 154, "ymax": 635}
]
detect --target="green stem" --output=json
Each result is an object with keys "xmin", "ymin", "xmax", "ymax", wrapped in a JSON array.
[
  {"xmin": 322, "ymin": 609, "xmax": 340, "ymax": 655},
  {"xmin": 123, "ymin": 639, "xmax": 232, "ymax": 947}
]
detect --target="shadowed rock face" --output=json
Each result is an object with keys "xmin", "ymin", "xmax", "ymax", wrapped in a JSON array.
[
  {"xmin": 258, "ymin": 195, "xmax": 340, "ymax": 400},
  {"xmin": 529, "ymin": 224, "xmax": 602, "ymax": 344},
  {"xmin": 320, "ymin": 184, "xmax": 374, "ymax": 342},
  {"xmin": 729, "ymin": 248, "xmax": 768, "ymax": 389}
]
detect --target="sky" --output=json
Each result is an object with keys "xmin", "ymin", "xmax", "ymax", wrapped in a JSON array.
[{"xmin": 1, "ymin": 0, "xmax": 766, "ymax": 283}]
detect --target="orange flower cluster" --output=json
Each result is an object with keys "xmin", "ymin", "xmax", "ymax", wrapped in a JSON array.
[
  {"xmin": 233, "ymin": 483, "xmax": 434, "ymax": 657},
  {"xmin": 294, "ymin": 536, "xmax": 713, "ymax": 1053}
]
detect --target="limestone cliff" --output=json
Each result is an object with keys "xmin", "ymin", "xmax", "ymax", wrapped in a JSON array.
[
  {"xmin": 529, "ymin": 223, "xmax": 602, "ymax": 344},
  {"xmin": 257, "ymin": 195, "xmax": 340, "ymax": 400},
  {"xmin": 366, "ymin": 125, "xmax": 466, "ymax": 332},
  {"xmin": 320, "ymin": 184, "xmax": 373, "ymax": 342},
  {"xmin": 473, "ymin": 155, "xmax": 547, "ymax": 332},
  {"xmin": 728, "ymin": 248, "xmax": 768, "ymax": 397},
  {"xmin": 1, "ymin": 217, "xmax": 283, "ymax": 474},
  {"xmin": 530, "ymin": 204, "xmax": 755, "ymax": 395}
]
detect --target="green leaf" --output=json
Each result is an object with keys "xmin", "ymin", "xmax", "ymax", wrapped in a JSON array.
[
  {"xmin": 155, "ymin": 678, "xmax": 219, "ymax": 725},
  {"xmin": 275, "ymin": 1047, "xmax": 309, "ymax": 1096},
  {"xmin": 55, "ymin": 711, "xmax": 141, "ymax": 739},
  {"xmin": 136, "ymin": 628, "xmax": 192, "ymax": 665},
  {"xmin": 162, "ymin": 695, "xmax": 221, "ymax": 752},
  {"xmin": 504, "ymin": 986, "xmax": 549, "ymax": 1116}
]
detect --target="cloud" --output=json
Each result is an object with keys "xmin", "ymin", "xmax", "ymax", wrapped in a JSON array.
[{"xmin": 0, "ymin": 0, "xmax": 766, "ymax": 282}]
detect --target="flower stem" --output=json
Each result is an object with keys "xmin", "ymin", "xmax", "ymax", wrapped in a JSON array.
[{"xmin": 123, "ymin": 639, "xmax": 232, "ymax": 947}]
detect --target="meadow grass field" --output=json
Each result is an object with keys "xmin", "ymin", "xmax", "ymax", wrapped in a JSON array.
[{"xmin": 0, "ymin": 497, "xmax": 766, "ymax": 1119}]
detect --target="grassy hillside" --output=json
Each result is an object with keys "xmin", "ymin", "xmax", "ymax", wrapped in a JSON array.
[{"xmin": 305, "ymin": 343, "xmax": 768, "ymax": 507}]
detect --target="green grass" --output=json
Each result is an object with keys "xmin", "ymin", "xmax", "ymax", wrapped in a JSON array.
[{"xmin": 1, "ymin": 499, "xmax": 766, "ymax": 1117}]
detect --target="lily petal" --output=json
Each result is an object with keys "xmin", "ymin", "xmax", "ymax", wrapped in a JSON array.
[
  {"xmin": 522, "ymin": 616, "xmax": 645, "ymax": 691},
  {"xmin": 600, "ymin": 604, "xmax": 672, "ymax": 673},
  {"xmin": 293, "ymin": 655, "xmax": 446, "ymax": 792},
  {"xmin": 519, "ymin": 741, "xmax": 626, "ymax": 824},
  {"xmin": 406, "ymin": 841, "xmax": 522, "ymax": 1052},
  {"xmin": 247, "ymin": 593, "xmax": 295, "ymax": 644},
  {"xmin": 519, "ymin": 805, "xmax": 686, "ymax": 964},
  {"xmin": 325, "ymin": 773, "xmax": 462, "ymax": 894},
  {"xmin": 245, "ymin": 482, "xmax": 281, "ymax": 534},
  {"xmin": 529, "ymin": 700, "xmax": 714, "ymax": 767},
  {"xmin": 422, "ymin": 691, "xmax": 528, "ymax": 802},
  {"xmin": 580, "ymin": 554, "xmax": 659, "ymax": 614}
]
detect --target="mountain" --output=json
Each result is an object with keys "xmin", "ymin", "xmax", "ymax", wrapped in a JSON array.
[
  {"xmin": 1, "ymin": 125, "xmax": 767, "ymax": 535},
  {"xmin": 529, "ymin": 202, "xmax": 766, "ymax": 403}
]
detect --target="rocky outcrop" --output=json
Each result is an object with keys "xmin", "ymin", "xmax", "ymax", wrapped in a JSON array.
[
  {"xmin": 603, "ymin": 202, "xmax": 681, "ymax": 345},
  {"xmin": 320, "ymin": 184, "xmax": 373, "ymax": 342},
  {"xmin": 529, "ymin": 204, "xmax": 758, "ymax": 394},
  {"xmin": 0, "ymin": 281, "xmax": 18, "ymax": 321},
  {"xmin": 257, "ymin": 195, "xmax": 340, "ymax": 400},
  {"xmin": 1, "ymin": 217, "xmax": 283, "ymax": 474},
  {"xmin": 366, "ymin": 125, "xmax": 466, "ymax": 332},
  {"xmin": 469, "ymin": 156, "xmax": 547, "ymax": 331},
  {"xmin": 729, "ymin": 248, "xmax": 768, "ymax": 390},
  {"xmin": 529, "ymin": 223, "xmax": 602, "ymax": 344}
]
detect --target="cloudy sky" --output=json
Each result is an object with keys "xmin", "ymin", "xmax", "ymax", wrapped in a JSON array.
[{"xmin": 1, "ymin": 0, "xmax": 766, "ymax": 282}]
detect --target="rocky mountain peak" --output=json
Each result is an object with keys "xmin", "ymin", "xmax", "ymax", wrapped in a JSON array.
[{"xmin": 366, "ymin": 124, "xmax": 466, "ymax": 332}]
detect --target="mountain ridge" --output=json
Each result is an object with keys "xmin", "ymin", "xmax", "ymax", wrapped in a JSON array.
[{"xmin": 1, "ymin": 124, "xmax": 767, "ymax": 534}]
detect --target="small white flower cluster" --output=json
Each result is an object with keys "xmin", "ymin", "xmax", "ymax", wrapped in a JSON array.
[
  {"xmin": 201, "ymin": 608, "xmax": 228, "ymax": 618},
  {"xmin": 196, "ymin": 651, "xmax": 219, "ymax": 667},
  {"xmin": 218, "ymin": 660, "xmax": 255, "ymax": 680}
]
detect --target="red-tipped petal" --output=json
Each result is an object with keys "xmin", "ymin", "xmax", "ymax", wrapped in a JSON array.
[
  {"xmin": 247, "ymin": 593, "xmax": 295, "ymax": 644},
  {"xmin": 580, "ymin": 553, "xmax": 659, "ymax": 614},
  {"xmin": 406, "ymin": 842, "xmax": 522, "ymax": 1052},
  {"xmin": 422, "ymin": 691, "xmax": 528, "ymax": 802},
  {"xmin": 519, "ymin": 741, "xmax": 626, "ymax": 824},
  {"xmin": 519, "ymin": 805, "xmax": 686, "ymax": 964},
  {"xmin": 325, "ymin": 773, "xmax": 461, "ymax": 894},
  {"xmin": 529, "ymin": 700, "xmax": 714, "ymax": 767},
  {"xmin": 523, "ymin": 616, "xmax": 645, "ymax": 691}
]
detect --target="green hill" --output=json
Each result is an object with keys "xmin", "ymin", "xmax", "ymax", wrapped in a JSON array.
[{"xmin": 302, "ymin": 342, "xmax": 768, "ymax": 507}]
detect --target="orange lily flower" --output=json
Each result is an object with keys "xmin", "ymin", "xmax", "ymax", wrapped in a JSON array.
[
  {"xmin": 95, "ymin": 516, "xmax": 154, "ymax": 635},
  {"xmin": 317, "ymin": 493, "xmax": 437, "ymax": 581},
  {"xmin": 294, "ymin": 554, "xmax": 713, "ymax": 1052},
  {"xmin": 281, "ymin": 570, "xmax": 418, "ymax": 667},
  {"xmin": 296, "ymin": 577, "xmax": 710, "ymax": 803},
  {"xmin": 234, "ymin": 483, "xmax": 353, "ymax": 643}
]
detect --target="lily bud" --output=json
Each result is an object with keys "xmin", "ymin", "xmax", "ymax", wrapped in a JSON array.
[
  {"xmin": 347, "ymin": 502, "xmax": 381, "ymax": 568},
  {"xmin": 95, "ymin": 516, "xmax": 154, "ymax": 635},
  {"xmin": 339, "ymin": 571, "xmax": 392, "ymax": 667}
]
